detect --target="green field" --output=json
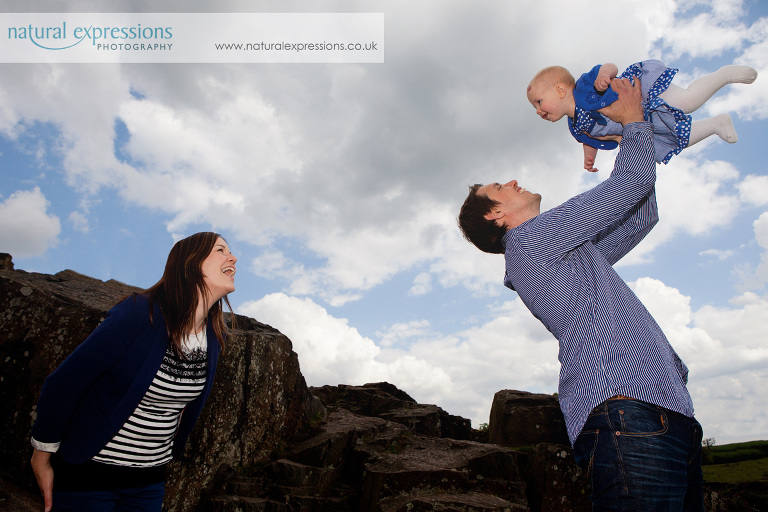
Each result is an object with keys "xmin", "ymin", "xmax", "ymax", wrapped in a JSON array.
[
  {"xmin": 703, "ymin": 457, "xmax": 768, "ymax": 484},
  {"xmin": 706, "ymin": 440, "xmax": 768, "ymax": 465},
  {"xmin": 703, "ymin": 440, "xmax": 768, "ymax": 484}
]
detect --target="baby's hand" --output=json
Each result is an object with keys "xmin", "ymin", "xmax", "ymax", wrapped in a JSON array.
[
  {"xmin": 594, "ymin": 74, "xmax": 612, "ymax": 92},
  {"xmin": 594, "ymin": 63, "xmax": 619, "ymax": 92},
  {"xmin": 583, "ymin": 143, "xmax": 599, "ymax": 172}
]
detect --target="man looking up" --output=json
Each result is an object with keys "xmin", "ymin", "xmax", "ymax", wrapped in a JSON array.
[{"xmin": 458, "ymin": 78, "xmax": 703, "ymax": 511}]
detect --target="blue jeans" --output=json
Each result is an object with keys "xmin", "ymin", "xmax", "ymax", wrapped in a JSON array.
[
  {"xmin": 52, "ymin": 482, "xmax": 165, "ymax": 512},
  {"xmin": 573, "ymin": 398, "xmax": 704, "ymax": 512}
]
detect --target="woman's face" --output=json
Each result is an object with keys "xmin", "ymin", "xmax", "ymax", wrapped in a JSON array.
[{"xmin": 200, "ymin": 237, "xmax": 237, "ymax": 301}]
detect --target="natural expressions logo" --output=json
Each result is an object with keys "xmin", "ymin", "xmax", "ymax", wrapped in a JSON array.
[{"xmin": 7, "ymin": 21, "xmax": 173, "ymax": 51}]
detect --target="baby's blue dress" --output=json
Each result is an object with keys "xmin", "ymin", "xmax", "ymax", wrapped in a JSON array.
[{"xmin": 568, "ymin": 60, "xmax": 692, "ymax": 164}]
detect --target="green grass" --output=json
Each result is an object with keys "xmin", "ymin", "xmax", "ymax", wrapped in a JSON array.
[
  {"xmin": 703, "ymin": 457, "xmax": 768, "ymax": 484},
  {"xmin": 706, "ymin": 440, "xmax": 768, "ymax": 465},
  {"xmin": 701, "ymin": 440, "xmax": 768, "ymax": 484}
]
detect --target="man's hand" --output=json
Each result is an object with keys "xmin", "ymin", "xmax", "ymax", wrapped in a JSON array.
[
  {"xmin": 599, "ymin": 77, "xmax": 644, "ymax": 127},
  {"xmin": 31, "ymin": 449, "xmax": 53, "ymax": 512}
]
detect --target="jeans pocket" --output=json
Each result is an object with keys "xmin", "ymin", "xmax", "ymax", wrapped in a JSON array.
[
  {"xmin": 573, "ymin": 431, "xmax": 598, "ymax": 472},
  {"xmin": 617, "ymin": 401, "xmax": 668, "ymax": 437}
]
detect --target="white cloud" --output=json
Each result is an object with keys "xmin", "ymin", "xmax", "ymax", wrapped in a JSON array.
[
  {"xmin": 0, "ymin": 187, "xmax": 60, "ymax": 257},
  {"xmin": 699, "ymin": 248, "xmax": 734, "ymax": 260},
  {"xmin": 240, "ymin": 291, "xmax": 559, "ymax": 426},
  {"xmin": 241, "ymin": 277, "xmax": 768, "ymax": 443},
  {"xmin": 731, "ymin": 211, "xmax": 768, "ymax": 291},
  {"xmin": 706, "ymin": 16, "xmax": 768, "ymax": 121},
  {"xmin": 735, "ymin": 211, "xmax": 768, "ymax": 290},
  {"xmin": 657, "ymin": 12, "xmax": 749, "ymax": 60},
  {"xmin": 408, "ymin": 272, "xmax": 432, "ymax": 296},
  {"xmin": 619, "ymin": 155, "xmax": 742, "ymax": 265},
  {"xmin": 631, "ymin": 277, "xmax": 768, "ymax": 443},
  {"xmin": 239, "ymin": 291, "xmax": 555, "ymax": 423},
  {"xmin": 0, "ymin": 65, "xmax": 133, "ymax": 193},
  {"xmin": 738, "ymin": 174, "xmax": 768, "ymax": 206},
  {"xmin": 2, "ymin": 0, "xmax": 767, "ymax": 444},
  {"xmin": 68, "ymin": 211, "xmax": 89, "ymax": 232},
  {"xmin": 2, "ymin": 0, "xmax": 759, "ymax": 305},
  {"xmin": 588, "ymin": 154, "xmax": 743, "ymax": 268},
  {"xmin": 239, "ymin": 293, "xmax": 453, "ymax": 396},
  {"xmin": 0, "ymin": 0, "xmax": 653, "ymax": 303}
]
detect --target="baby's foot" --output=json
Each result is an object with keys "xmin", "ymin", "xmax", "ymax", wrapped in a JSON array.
[
  {"xmin": 721, "ymin": 65, "xmax": 758, "ymax": 84},
  {"xmin": 715, "ymin": 113, "xmax": 738, "ymax": 143}
]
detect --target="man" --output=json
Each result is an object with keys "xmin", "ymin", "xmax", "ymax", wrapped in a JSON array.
[{"xmin": 458, "ymin": 78, "xmax": 703, "ymax": 511}]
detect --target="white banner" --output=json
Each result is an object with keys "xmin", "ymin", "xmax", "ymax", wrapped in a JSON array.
[{"xmin": 0, "ymin": 13, "xmax": 384, "ymax": 63}]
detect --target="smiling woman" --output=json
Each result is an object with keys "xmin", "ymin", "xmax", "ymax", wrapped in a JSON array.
[{"xmin": 28, "ymin": 232, "xmax": 236, "ymax": 512}]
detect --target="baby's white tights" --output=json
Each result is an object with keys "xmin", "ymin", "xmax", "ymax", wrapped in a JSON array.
[
  {"xmin": 689, "ymin": 114, "xmax": 738, "ymax": 145},
  {"xmin": 659, "ymin": 65, "xmax": 757, "ymax": 113}
]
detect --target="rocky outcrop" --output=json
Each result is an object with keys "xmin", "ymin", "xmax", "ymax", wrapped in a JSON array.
[
  {"xmin": 204, "ymin": 383, "xmax": 588, "ymax": 512},
  {"xmin": 0, "ymin": 262, "xmax": 320, "ymax": 512},
  {"xmin": 489, "ymin": 390, "xmax": 570, "ymax": 447},
  {"xmin": 0, "ymin": 252, "xmax": 14, "ymax": 270},
  {"xmin": 0, "ymin": 249, "xmax": 588, "ymax": 512},
  {"xmin": 206, "ymin": 404, "xmax": 531, "ymax": 511},
  {"xmin": 166, "ymin": 313, "xmax": 324, "ymax": 512},
  {"xmin": 0, "ymin": 266, "xmax": 142, "ymax": 496},
  {"xmin": 704, "ymin": 481, "xmax": 768, "ymax": 511},
  {"xmin": 311, "ymin": 383, "xmax": 473, "ymax": 440},
  {"xmin": 2, "ymin": 257, "xmax": 764, "ymax": 511}
]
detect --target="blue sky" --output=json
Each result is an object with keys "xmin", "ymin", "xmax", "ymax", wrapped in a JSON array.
[{"xmin": 1, "ymin": 0, "xmax": 767, "ymax": 444}]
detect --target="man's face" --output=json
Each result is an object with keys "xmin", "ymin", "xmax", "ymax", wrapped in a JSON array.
[{"xmin": 478, "ymin": 180, "xmax": 542, "ymax": 228}]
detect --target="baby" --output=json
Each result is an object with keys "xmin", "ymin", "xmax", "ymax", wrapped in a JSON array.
[{"xmin": 527, "ymin": 60, "xmax": 757, "ymax": 171}]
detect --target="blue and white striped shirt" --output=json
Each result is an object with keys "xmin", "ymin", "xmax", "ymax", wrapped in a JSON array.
[{"xmin": 502, "ymin": 122, "xmax": 694, "ymax": 445}]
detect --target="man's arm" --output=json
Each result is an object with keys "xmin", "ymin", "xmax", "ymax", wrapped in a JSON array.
[
  {"xmin": 592, "ymin": 185, "xmax": 658, "ymax": 265},
  {"xmin": 589, "ymin": 78, "xmax": 657, "ymax": 262},
  {"xmin": 518, "ymin": 78, "xmax": 655, "ymax": 262}
]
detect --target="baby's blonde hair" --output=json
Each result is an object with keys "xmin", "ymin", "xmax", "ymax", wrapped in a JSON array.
[{"xmin": 528, "ymin": 66, "xmax": 576, "ymax": 91}]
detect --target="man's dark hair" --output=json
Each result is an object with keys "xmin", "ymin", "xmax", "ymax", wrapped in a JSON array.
[{"xmin": 457, "ymin": 184, "xmax": 507, "ymax": 254}]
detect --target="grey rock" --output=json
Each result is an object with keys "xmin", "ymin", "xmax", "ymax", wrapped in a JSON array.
[
  {"xmin": 3, "ymin": 259, "xmax": 757, "ymax": 511},
  {"xmin": 0, "ymin": 265, "xmax": 319, "ymax": 512},
  {"xmin": 488, "ymin": 390, "xmax": 570, "ymax": 448}
]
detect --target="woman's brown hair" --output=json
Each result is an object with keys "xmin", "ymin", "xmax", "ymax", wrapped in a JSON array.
[{"xmin": 143, "ymin": 232, "xmax": 233, "ymax": 355}]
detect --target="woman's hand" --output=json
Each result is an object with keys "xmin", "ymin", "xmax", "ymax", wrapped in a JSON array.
[{"xmin": 31, "ymin": 449, "xmax": 53, "ymax": 512}]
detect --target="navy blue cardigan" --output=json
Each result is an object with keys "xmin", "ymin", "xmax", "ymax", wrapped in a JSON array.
[{"xmin": 31, "ymin": 294, "xmax": 221, "ymax": 464}]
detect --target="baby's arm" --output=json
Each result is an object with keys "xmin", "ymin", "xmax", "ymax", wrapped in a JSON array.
[
  {"xmin": 594, "ymin": 63, "xmax": 619, "ymax": 92},
  {"xmin": 583, "ymin": 144, "xmax": 599, "ymax": 172}
]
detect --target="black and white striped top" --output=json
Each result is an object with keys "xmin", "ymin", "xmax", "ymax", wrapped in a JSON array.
[
  {"xmin": 92, "ymin": 331, "xmax": 208, "ymax": 467},
  {"xmin": 501, "ymin": 123, "xmax": 694, "ymax": 445}
]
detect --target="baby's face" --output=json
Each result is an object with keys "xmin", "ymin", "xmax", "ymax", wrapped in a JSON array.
[{"xmin": 527, "ymin": 80, "xmax": 568, "ymax": 122}]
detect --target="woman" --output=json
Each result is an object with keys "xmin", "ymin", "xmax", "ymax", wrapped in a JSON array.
[{"xmin": 30, "ymin": 232, "xmax": 237, "ymax": 512}]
